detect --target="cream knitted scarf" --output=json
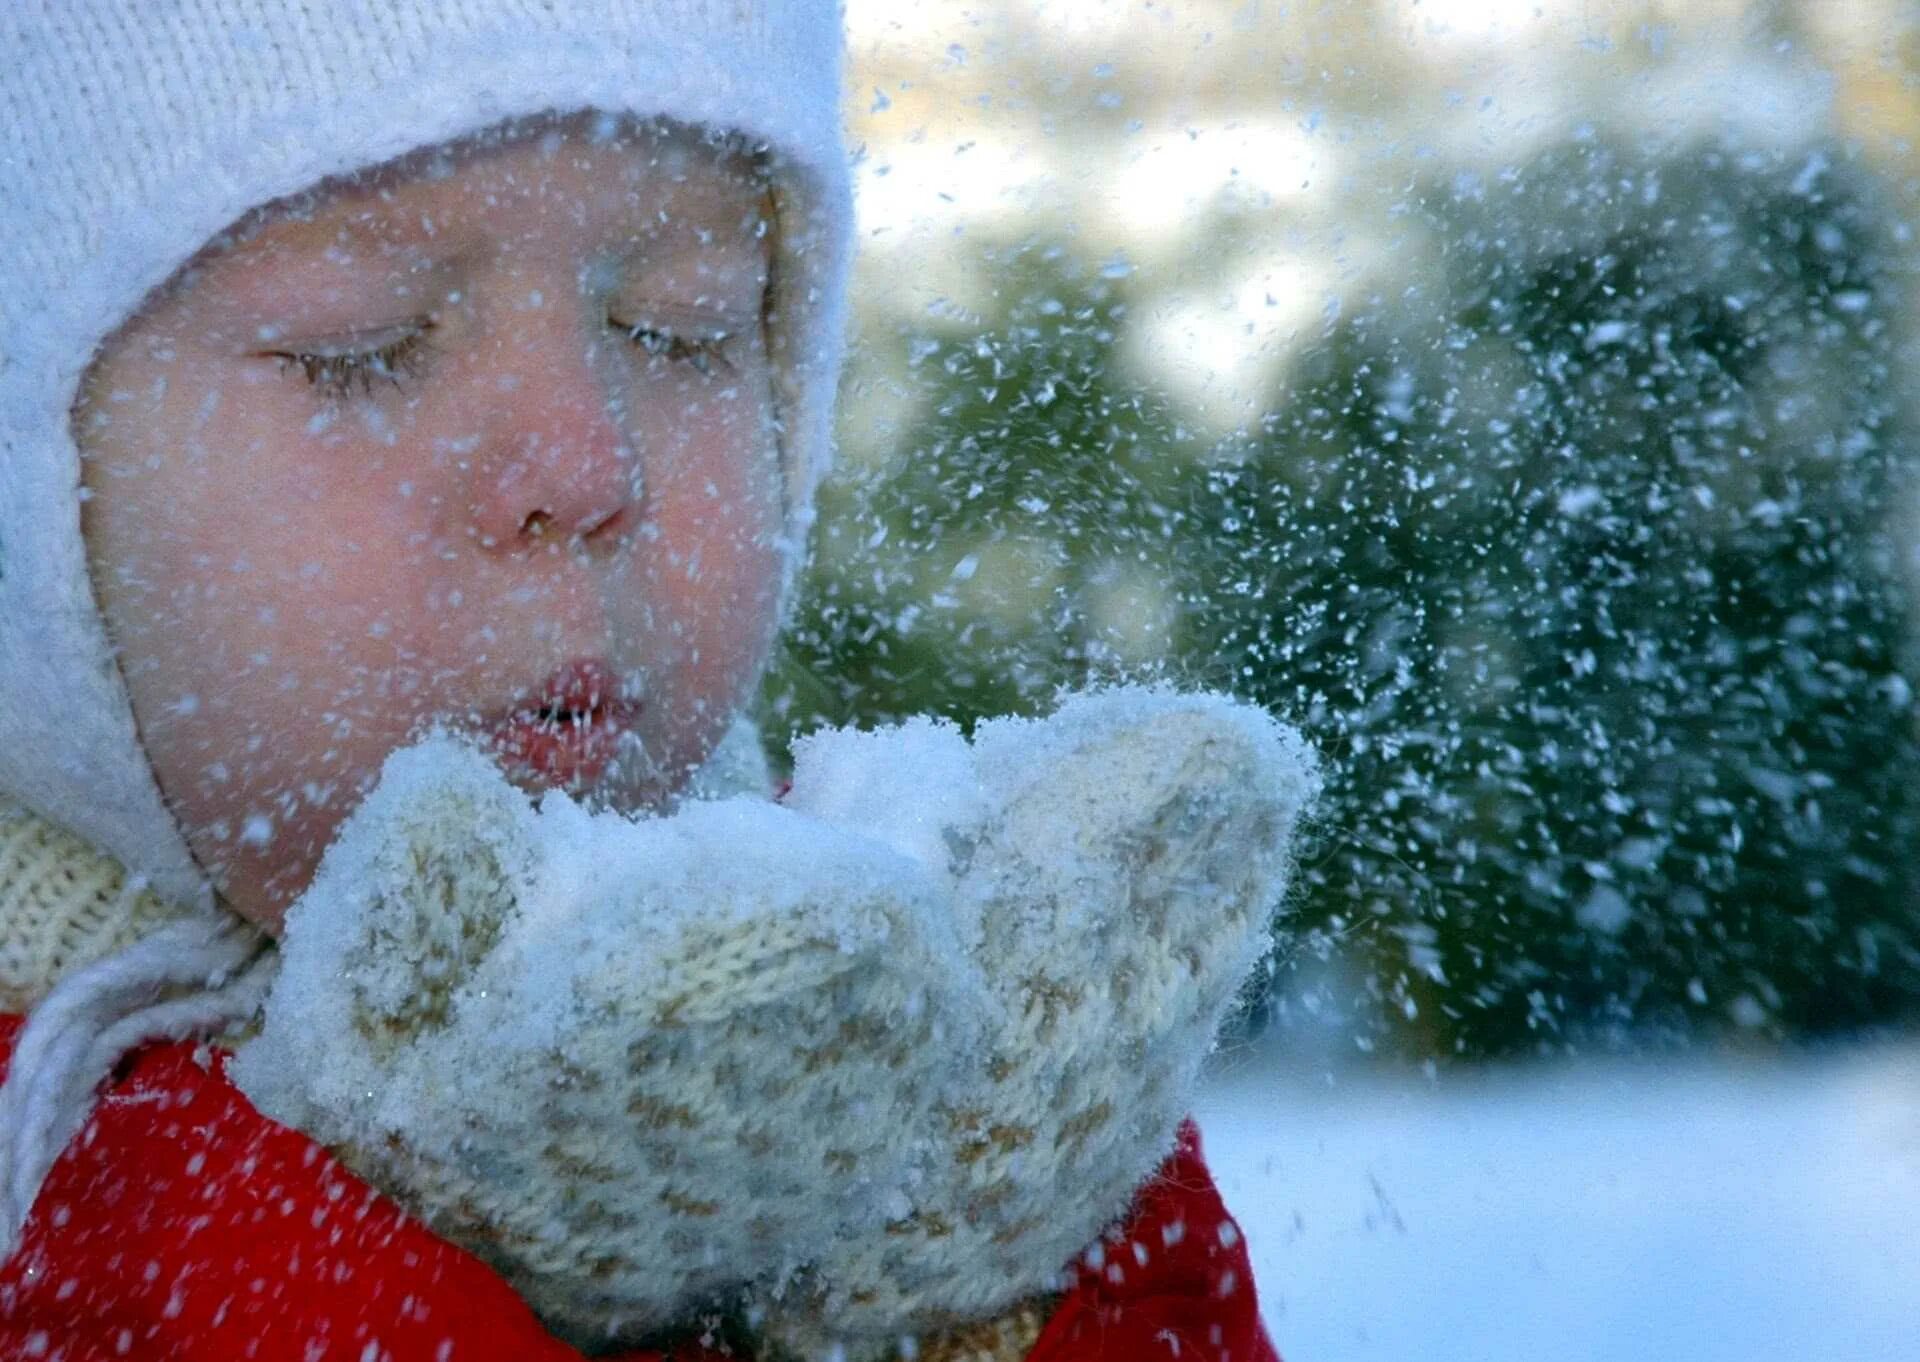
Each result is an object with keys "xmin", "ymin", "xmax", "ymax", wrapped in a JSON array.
[
  {"xmin": 0, "ymin": 804, "xmax": 193, "ymax": 1016},
  {"xmin": 0, "ymin": 714, "xmax": 775, "ymax": 1013}
]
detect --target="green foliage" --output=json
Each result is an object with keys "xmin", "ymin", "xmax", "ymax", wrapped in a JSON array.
[
  {"xmin": 765, "ymin": 135, "xmax": 1920, "ymax": 1059},
  {"xmin": 766, "ymin": 242, "xmax": 1206, "ymax": 730}
]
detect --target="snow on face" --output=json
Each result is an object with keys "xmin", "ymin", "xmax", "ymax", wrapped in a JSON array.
[{"xmin": 73, "ymin": 113, "xmax": 787, "ymax": 931}]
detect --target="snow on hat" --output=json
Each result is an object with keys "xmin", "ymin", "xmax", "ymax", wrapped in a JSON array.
[{"xmin": 0, "ymin": 1, "xmax": 855, "ymax": 913}]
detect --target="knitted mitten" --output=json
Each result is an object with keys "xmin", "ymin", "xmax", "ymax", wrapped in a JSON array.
[
  {"xmin": 764, "ymin": 689, "xmax": 1308, "ymax": 1355},
  {"xmin": 232, "ymin": 747, "xmax": 979, "ymax": 1347},
  {"xmin": 229, "ymin": 687, "xmax": 1316, "ymax": 1358}
]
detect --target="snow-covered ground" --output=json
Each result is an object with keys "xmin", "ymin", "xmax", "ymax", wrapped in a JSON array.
[{"xmin": 1195, "ymin": 1043, "xmax": 1920, "ymax": 1362}]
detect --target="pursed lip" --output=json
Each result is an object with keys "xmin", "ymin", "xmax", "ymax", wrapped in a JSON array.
[{"xmin": 484, "ymin": 658, "xmax": 643, "ymax": 787}]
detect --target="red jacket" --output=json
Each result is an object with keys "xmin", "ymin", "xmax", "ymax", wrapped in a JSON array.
[{"xmin": 0, "ymin": 1015, "xmax": 1278, "ymax": 1362}]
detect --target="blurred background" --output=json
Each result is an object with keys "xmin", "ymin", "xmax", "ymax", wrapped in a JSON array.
[
  {"xmin": 760, "ymin": 4, "xmax": 1920, "ymax": 1355},
  {"xmin": 762, "ymin": 0, "xmax": 1920, "ymax": 1063}
]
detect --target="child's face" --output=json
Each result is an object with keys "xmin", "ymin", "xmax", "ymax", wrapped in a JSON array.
[{"xmin": 74, "ymin": 116, "xmax": 787, "ymax": 930}]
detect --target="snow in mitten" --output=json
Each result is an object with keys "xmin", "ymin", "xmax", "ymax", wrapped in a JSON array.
[
  {"xmin": 762, "ymin": 688, "xmax": 1313, "ymax": 1353},
  {"xmin": 231, "ymin": 740, "xmax": 983, "ymax": 1348},
  {"xmin": 231, "ymin": 687, "xmax": 1316, "ymax": 1356}
]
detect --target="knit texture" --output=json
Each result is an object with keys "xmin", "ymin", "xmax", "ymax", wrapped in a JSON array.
[
  {"xmin": 0, "ymin": 804, "xmax": 192, "ymax": 1014},
  {"xmin": 912, "ymin": 1298, "xmax": 1054, "ymax": 1362},
  {"xmin": 0, "ymin": 718, "xmax": 774, "ymax": 1017},
  {"xmin": 0, "ymin": 716, "xmax": 773, "ymax": 1263},
  {"xmin": 230, "ymin": 686, "xmax": 1317, "ymax": 1357},
  {"xmin": 3, "ymin": 1007, "xmax": 1274, "ymax": 1362},
  {"xmin": 0, "ymin": 0, "xmax": 853, "ymax": 913}
]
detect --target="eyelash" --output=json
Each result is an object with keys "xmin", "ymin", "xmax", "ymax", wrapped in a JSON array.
[
  {"xmin": 616, "ymin": 322, "xmax": 736, "ymax": 376},
  {"xmin": 270, "ymin": 317, "xmax": 735, "ymax": 401},
  {"xmin": 271, "ymin": 329, "xmax": 435, "ymax": 400}
]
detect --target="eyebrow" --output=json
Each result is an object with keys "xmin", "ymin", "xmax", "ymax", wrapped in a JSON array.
[
  {"xmin": 193, "ymin": 235, "xmax": 462, "ymax": 329},
  {"xmin": 253, "ymin": 202, "xmax": 435, "ymax": 257},
  {"xmin": 191, "ymin": 178, "xmax": 775, "ymax": 330},
  {"xmin": 619, "ymin": 222, "xmax": 774, "ymax": 285}
]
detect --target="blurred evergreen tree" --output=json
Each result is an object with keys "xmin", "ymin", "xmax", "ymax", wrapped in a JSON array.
[
  {"xmin": 766, "ymin": 134, "xmax": 1920, "ymax": 1059},
  {"xmin": 765, "ymin": 241, "xmax": 1194, "ymax": 728}
]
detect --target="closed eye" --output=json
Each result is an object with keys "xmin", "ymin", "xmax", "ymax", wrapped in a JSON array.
[
  {"xmin": 612, "ymin": 319, "xmax": 735, "ymax": 376},
  {"xmin": 265, "ymin": 323, "xmax": 437, "ymax": 400}
]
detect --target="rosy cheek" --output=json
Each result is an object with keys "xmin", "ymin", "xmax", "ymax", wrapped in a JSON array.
[{"xmin": 647, "ymin": 424, "xmax": 782, "ymax": 694}]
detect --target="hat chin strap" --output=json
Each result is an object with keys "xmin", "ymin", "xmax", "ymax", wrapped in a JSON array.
[{"xmin": 0, "ymin": 913, "xmax": 274, "ymax": 1262}]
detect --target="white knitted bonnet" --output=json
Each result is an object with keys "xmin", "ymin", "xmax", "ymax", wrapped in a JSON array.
[{"xmin": 0, "ymin": 0, "xmax": 854, "ymax": 914}]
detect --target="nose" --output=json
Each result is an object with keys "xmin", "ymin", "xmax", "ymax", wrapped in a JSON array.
[{"xmin": 464, "ymin": 307, "xmax": 640, "ymax": 552}]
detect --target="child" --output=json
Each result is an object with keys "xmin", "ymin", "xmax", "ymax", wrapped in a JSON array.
[{"xmin": 0, "ymin": 4, "xmax": 1309, "ymax": 1359}]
